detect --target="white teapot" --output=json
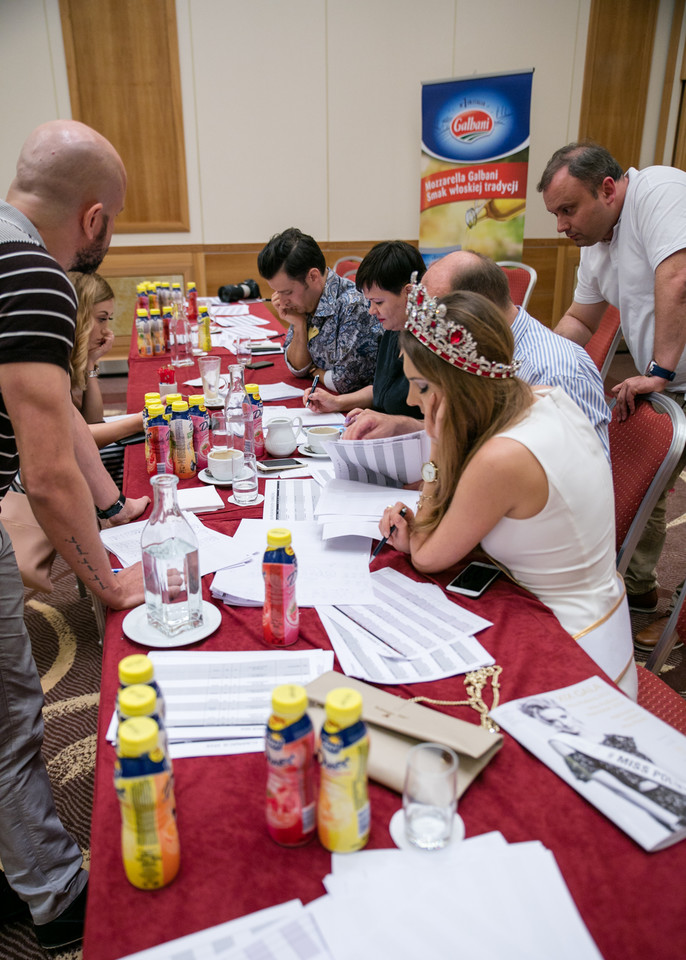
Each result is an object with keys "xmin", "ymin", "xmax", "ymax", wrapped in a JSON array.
[{"xmin": 264, "ymin": 416, "xmax": 303, "ymax": 456}]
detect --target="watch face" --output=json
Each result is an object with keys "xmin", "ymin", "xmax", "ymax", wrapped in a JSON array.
[{"xmin": 421, "ymin": 461, "xmax": 437, "ymax": 483}]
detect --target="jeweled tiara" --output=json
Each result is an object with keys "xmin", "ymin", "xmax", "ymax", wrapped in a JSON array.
[{"xmin": 404, "ymin": 273, "xmax": 521, "ymax": 379}]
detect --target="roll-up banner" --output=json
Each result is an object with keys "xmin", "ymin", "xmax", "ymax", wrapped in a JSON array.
[{"xmin": 419, "ymin": 69, "xmax": 534, "ymax": 265}]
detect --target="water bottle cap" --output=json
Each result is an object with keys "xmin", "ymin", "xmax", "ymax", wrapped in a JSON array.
[
  {"xmin": 324, "ymin": 688, "xmax": 363, "ymax": 726},
  {"xmin": 119, "ymin": 684, "xmax": 156, "ymax": 718},
  {"xmin": 171, "ymin": 401, "xmax": 189, "ymax": 413},
  {"xmin": 119, "ymin": 654, "xmax": 154, "ymax": 685},
  {"xmin": 118, "ymin": 717, "xmax": 159, "ymax": 757},
  {"xmin": 271, "ymin": 684, "xmax": 308, "ymax": 719},
  {"xmin": 266, "ymin": 528, "xmax": 292, "ymax": 549}
]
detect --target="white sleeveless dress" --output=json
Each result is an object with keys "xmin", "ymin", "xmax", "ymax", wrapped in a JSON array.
[{"xmin": 480, "ymin": 387, "xmax": 637, "ymax": 698}]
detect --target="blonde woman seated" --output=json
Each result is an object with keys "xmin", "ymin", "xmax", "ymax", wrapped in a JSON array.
[
  {"xmin": 380, "ymin": 283, "xmax": 637, "ymax": 699},
  {"xmin": 69, "ymin": 273, "xmax": 143, "ymax": 488}
]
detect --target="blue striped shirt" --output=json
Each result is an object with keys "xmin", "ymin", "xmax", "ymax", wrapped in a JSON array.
[{"xmin": 511, "ymin": 307, "xmax": 611, "ymax": 462}]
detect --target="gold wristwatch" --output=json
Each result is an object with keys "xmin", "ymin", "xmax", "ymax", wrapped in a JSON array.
[{"xmin": 421, "ymin": 460, "xmax": 439, "ymax": 483}]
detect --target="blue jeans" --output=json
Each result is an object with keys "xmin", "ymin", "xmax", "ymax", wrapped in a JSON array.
[{"xmin": 0, "ymin": 522, "xmax": 87, "ymax": 924}]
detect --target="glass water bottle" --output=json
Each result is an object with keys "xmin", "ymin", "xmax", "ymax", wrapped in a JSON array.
[{"xmin": 141, "ymin": 474, "xmax": 203, "ymax": 636}]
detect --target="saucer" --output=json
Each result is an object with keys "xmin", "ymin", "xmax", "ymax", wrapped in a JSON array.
[
  {"xmin": 297, "ymin": 444, "xmax": 330, "ymax": 459},
  {"xmin": 198, "ymin": 467, "xmax": 234, "ymax": 487},
  {"xmin": 389, "ymin": 809, "xmax": 465, "ymax": 851},
  {"xmin": 227, "ymin": 493, "xmax": 264, "ymax": 507},
  {"xmin": 203, "ymin": 397, "xmax": 226, "ymax": 409},
  {"xmin": 122, "ymin": 600, "xmax": 221, "ymax": 648}
]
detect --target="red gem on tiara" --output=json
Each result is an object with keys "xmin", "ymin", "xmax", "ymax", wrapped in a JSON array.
[
  {"xmin": 450, "ymin": 329, "xmax": 463, "ymax": 345},
  {"xmin": 416, "ymin": 292, "xmax": 424, "ymax": 305}
]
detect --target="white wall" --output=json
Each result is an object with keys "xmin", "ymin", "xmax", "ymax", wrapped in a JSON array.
[{"xmin": 0, "ymin": 0, "xmax": 674, "ymax": 248}]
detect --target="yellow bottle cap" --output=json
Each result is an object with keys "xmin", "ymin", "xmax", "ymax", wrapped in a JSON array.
[
  {"xmin": 118, "ymin": 717, "xmax": 159, "ymax": 757},
  {"xmin": 162, "ymin": 306, "xmax": 173, "ymax": 315},
  {"xmin": 245, "ymin": 384, "xmax": 260, "ymax": 398},
  {"xmin": 271, "ymin": 684, "xmax": 307, "ymax": 720},
  {"xmin": 136, "ymin": 309, "xmax": 149, "ymax": 318},
  {"xmin": 324, "ymin": 688, "xmax": 362, "ymax": 726},
  {"xmin": 266, "ymin": 528, "xmax": 292, "ymax": 549},
  {"xmin": 119, "ymin": 654, "xmax": 154, "ymax": 685},
  {"xmin": 171, "ymin": 400, "xmax": 189, "ymax": 413},
  {"xmin": 145, "ymin": 392, "xmax": 161, "ymax": 402},
  {"xmin": 150, "ymin": 308, "xmax": 161, "ymax": 316},
  {"xmin": 119, "ymin": 684, "xmax": 156, "ymax": 718},
  {"xmin": 164, "ymin": 394, "xmax": 182, "ymax": 404},
  {"xmin": 187, "ymin": 281, "xmax": 196, "ymax": 290},
  {"xmin": 188, "ymin": 395, "xmax": 205, "ymax": 406},
  {"xmin": 199, "ymin": 305, "xmax": 209, "ymax": 314},
  {"xmin": 172, "ymin": 282, "xmax": 181, "ymax": 289},
  {"xmin": 147, "ymin": 404, "xmax": 165, "ymax": 418}
]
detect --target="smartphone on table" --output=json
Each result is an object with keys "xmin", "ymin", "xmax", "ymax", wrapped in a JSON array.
[
  {"xmin": 446, "ymin": 562, "xmax": 500, "ymax": 597},
  {"xmin": 256, "ymin": 458, "xmax": 303, "ymax": 473}
]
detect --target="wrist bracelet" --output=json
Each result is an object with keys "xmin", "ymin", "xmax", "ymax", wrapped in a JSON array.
[
  {"xmin": 88, "ymin": 368, "xmax": 99, "ymax": 379},
  {"xmin": 96, "ymin": 491, "xmax": 126, "ymax": 520}
]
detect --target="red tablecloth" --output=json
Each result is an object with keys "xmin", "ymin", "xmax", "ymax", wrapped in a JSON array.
[{"xmin": 84, "ymin": 312, "xmax": 686, "ymax": 960}]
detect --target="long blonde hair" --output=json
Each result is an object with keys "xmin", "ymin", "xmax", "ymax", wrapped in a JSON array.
[
  {"xmin": 400, "ymin": 290, "xmax": 532, "ymax": 534},
  {"xmin": 68, "ymin": 272, "xmax": 114, "ymax": 390}
]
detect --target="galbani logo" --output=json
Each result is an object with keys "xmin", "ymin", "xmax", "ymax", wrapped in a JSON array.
[{"xmin": 450, "ymin": 110, "xmax": 493, "ymax": 143}]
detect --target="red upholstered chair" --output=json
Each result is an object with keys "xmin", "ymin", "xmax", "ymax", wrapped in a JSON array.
[
  {"xmin": 645, "ymin": 590, "xmax": 686, "ymax": 674},
  {"xmin": 333, "ymin": 256, "xmax": 362, "ymax": 282},
  {"xmin": 609, "ymin": 393, "xmax": 686, "ymax": 576},
  {"xmin": 584, "ymin": 305, "xmax": 623, "ymax": 380},
  {"xmin": 636, "ymin": 664, "xmax": 686, "ymax": 733},
  {"xmin": 496, "ymin": 261, "xmax": 537, "ymax": 309}
]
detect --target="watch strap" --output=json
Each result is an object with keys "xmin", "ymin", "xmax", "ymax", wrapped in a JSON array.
[
  {"xmin": 96, "ymin": 491, "xmax": 126, "ymax": 520},
  {"xmin": 646, "ymin": 360, "xmax": 676, "ymax": 382}
]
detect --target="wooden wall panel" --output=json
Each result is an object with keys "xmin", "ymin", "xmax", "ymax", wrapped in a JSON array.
[
  {"xmin": 59, "ymin": 0, "xmax": 189, "ymax": 233},
  {"xmin": 578, "ymin": 0, "xmax": 659, "ymax": 169}
]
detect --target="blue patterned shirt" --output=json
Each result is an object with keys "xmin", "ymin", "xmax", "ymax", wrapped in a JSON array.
[
  {"xmin": 284, "ymin": 268, "xmax": 382, "ymax": 393},
  {"xmin": 512, "ymin": 306, "xmax": 611, "ymax": 462}
]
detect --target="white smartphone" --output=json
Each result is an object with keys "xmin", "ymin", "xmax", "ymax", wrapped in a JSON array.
[
  {"xmin": 446, "ymin": 562, "xmax": 500, "ymax": 597},
  {"xmin": 256, "ymin": 458, "xmax": 303, "ymax": 473}
]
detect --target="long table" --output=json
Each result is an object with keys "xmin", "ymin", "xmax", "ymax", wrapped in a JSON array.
[{"xmin": 84, "ymin": 310, "xmax": 686, "ymax": 960}]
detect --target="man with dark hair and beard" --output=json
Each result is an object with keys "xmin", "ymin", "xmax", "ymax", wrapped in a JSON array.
[{"xmin": 0, "ymin": 120, "xmax": 145, "ymax": 949}]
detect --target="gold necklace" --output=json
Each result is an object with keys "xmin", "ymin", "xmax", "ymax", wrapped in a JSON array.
[{"xmin": 409, "ymin": 664, "xmax": 503, "ymax": 733}]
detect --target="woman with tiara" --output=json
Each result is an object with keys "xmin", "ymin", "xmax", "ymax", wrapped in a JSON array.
[{"xmin": 380, "ymin": 279, "xmax": 636, "ymax": 698}]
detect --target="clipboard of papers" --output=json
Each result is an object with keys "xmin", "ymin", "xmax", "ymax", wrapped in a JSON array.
[{"xmin": 307, "ymin": 672, "xmax": 503, "ymax": 797}]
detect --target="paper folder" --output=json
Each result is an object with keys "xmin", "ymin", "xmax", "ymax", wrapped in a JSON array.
[{"xmin": 306, "ymin": 672, "xmax": 503, "ymax": 797}]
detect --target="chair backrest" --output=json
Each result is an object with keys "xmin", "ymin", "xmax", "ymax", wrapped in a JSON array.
[
  {"xmin": 610, "ymin": 392, "xmax": 686, "ymax": 575},
  {"xmin": 584, "ymin": 305, "xmax": 622, "ymax": 380},
  {"xmin": 333, "ymin": 256, "xmax": 363, "ymax": 281},
  {"xmin": 496, "ymin": 261, "xmax": 537, "ymax": 310}
]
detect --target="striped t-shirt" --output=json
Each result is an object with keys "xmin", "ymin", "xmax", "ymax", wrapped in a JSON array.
[{"xmin": 0, "ymin": 200, "xmax": 77, "ymax": 499}]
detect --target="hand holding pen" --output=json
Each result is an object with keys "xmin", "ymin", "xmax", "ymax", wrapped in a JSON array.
[
  {"xmin": 371, "ymin": 506, "xmax": 408, "ymax": 561},
  {"xmin": 306, "ymin": 374, "xmax": 320, "ymax": 407}
]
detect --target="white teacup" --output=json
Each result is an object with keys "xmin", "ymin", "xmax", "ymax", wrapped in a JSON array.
[
  {"xmin": 207, "ymin": 448, "xmax": 244, "ymax": 481},
  {"xmin": 305, "ymin": 425, "xmax": 340, "ymax": 454}
]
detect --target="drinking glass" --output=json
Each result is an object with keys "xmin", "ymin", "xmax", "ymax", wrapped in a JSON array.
[
  {"xmin": 233, "ymin": 452, "xmax": 259, "ymax": 505},
  {"xmin": 198, "ymin": 355, "xmax": 221, "ymax": 403},
  {"xmin": 234, "ymin": 336, "xmax": 252, "ymax": 368},
  {"xmin": 209, "ymin": 411, "xmax": 229, "ymax": 450},
  {"xmin": 402, "ymin": 742, "xmax": 458, "ymax": 850}
]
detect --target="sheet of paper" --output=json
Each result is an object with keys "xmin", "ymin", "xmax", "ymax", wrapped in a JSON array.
[
  {"xmin": 315, "ymin": 478, "xmax": 420, "ymax": 521},
  {"xmin": 263, "ymin": 406, "xmax": 345, "ymax": 429},
  {"xmin": 177, "ymin": 485, "xmax": 224, "ymax": 513},
  {"xmin": 258, "ymin": 381, "xmax": 307, "ymax": 402},
  {"xmin": 263, "ymin": 478, "xmax": 319, "ymax": 520},
  {"xmin": 100, "ymin": 512, "xmax": 250, "ymax": 577},
  {"xmin": 211, "ymin": 520, "xmax": 374, "ymax": 606},
  {"xmin": 322, "ymin": 430, "xmax": 431, "ymax": 487}
]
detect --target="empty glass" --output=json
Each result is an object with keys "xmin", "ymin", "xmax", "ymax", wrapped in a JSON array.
[
  {"xmin": 210, "ymin": 411, "xmax": 229, "ymax": 450},
  {"xmin": 402, "ymin": 742, "xmax": 458, "ymax": 850},
  {"xmin": 234, "ymin": 336, "xmax": 252, "ymax": 368},
  {"xmin": 233, "ymin": 452, "xmax": 259, "ymax": 505},
  {"xmin": 198, "ymin": 355, "xmax": 222, "ymax": 403}
]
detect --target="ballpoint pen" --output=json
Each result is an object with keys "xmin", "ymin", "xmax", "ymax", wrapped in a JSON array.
[
  {"xmin": 306, "ymin": 374, "xmax": 320, "ymax": 406},
  {"xmin": 370, "ymin": 506, "xmax": 407, "ymax": 561}
]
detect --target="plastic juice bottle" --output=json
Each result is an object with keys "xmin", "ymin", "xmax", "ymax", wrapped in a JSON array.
[
  {"xmin": 265, "ymin": 684, "xmax": 316, "ymax": 846},
  {"xmin": 148, "ymin": 282, "xmax": 160, "ymax": 311},
  {"xmin": 114, "ymin": 716, "xmax": 179, "ymax": 889},
  {"xmin": 262, "ymin": 528, "xmax": 298, "ymax": 647},
  {"xmin": 169, "ymin": 400, "xmax": 196, "ymax": 478},
  {"xmin": 245, "ymin": 383, "xmax": 265, "ymax": 457},
  {"xmin": 145, "ymin": 403, "xmax": 172, "ymax": 475},
  {"xmin": 141, "ymin": 474, "xmax": 203, "ymax": 636},
  {"xmin": 136, "ymin": 308, "xmax": 153, "ymax": 357},
  {"xmin": 161, "ymin": 305, "xmax": 174, "ymax": 353},
  {"xmin": 118, "ymin": 684, "xmax": 171, "ymax": 763},
  {"xmin": 118, "ymin": 654, "xmax": 166, "ymax": 719},
  {"xmin": 198, "ymin": 304, "xmax": 212, "ymax": 353},
  {"xmin": 188, "ymin": 395, "xmax": 210, "ymax": 472},
  {"xmin": 163, "ymin": 393, "xmax": 182, "ymax": 420},
  {"xmin": 170, "ymin": 285, "xmax": 193, "ymax": 366},
  {"xmin": 150, "ymin": 308, "xmax": 165, "ymax": 355},
  {"xmin": 185, "ymin": 281, "xmax": 198, "ymax": 323},
  {"xmin": 317, "ymin": 687, "xmax": 370, "ymax": 853}
]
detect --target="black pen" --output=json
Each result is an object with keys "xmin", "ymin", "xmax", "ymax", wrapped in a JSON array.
[
  {"xmin": 306, "ymin": 374, "xmax": 320, "ymax": 406},
  {"xmin": 371, "ymin": 506, "xmax": 407, "ymax": 561}
]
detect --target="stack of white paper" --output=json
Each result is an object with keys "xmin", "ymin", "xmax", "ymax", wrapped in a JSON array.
[
  {"xmin": 263, "ymin": 406, "xmax": 345, "ymax": 428},
  {"xmin": 106, "ymin": 649, "xmax": 334, "ymax": 760},
  {"xmin": 258, "ymin": 381, "xmax": 306, "ymax": 402},
  {"xmin": 321, "ymin": 429, "xmax": 431, "ymax": 487},
  {"xmin": 314, "ymin": 478, "xmax": 420, "ymax": 540},
  {"xmin": 211, "ymin": 519, "xmax": 375, "ymax": 607},
  {"xmin": 318, "ymin": 567, "xmax": 494, "ymax": 685}
]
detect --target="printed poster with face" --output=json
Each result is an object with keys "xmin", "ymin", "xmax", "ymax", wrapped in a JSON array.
[{"xmin": 420, "ymin": 70, "xmax": 534, "ymax": 265}]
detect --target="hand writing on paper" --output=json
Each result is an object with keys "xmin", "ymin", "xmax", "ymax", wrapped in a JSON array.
[
  {"xmin": 302, "ymin": 387, "xmax": 341, "ymax": 413},
  {"xmin": 379, "ymin": 501, "xmax": 413, "ymax": 554}
]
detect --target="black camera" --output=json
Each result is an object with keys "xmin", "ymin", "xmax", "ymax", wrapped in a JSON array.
[{"xmin": 217, "ymin": 278, "xmax": 261, "ymax": 302}]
